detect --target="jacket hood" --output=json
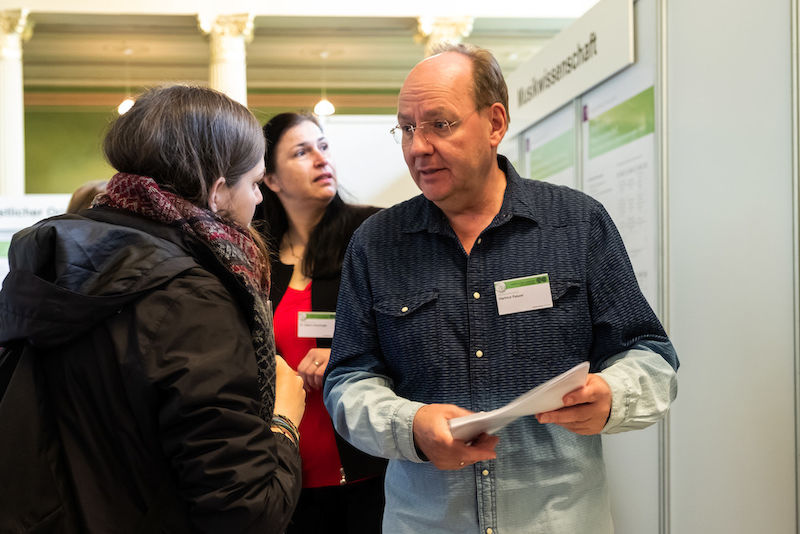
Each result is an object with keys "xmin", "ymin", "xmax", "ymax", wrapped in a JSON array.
[{"xmin": 0, "ymin": 211, "xmax": 199, "ymax": 348}]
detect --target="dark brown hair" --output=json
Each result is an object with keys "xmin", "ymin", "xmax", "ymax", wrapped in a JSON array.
[
  {"xmin": 255, "ymin": 112, "xmax": 376, "ymax": 279},
  {"xmin": 430, "ymin": 42, "xmax": 510, "ymax": 123},
  {"xmin": 103, "ymin": 84, "xmax": 265, "ymax": 207}
]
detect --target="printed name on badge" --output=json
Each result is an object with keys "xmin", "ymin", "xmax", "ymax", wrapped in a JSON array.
[
  {"xmin": 297, "ymin": 311, "xmax": 336, "ymax": 338},
  {"xmin": 494, "ymin": 273, "xmax": 554, "ymax": 316}
]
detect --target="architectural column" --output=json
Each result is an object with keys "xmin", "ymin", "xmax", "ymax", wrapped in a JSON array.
[
  {"xmin": 0, "ymin": 9, "xmax": 32, "ymax": 195},
  {"xmin": 415, "ymin": 16, "xmax": 474, "ymax": 57},
  {"xmin": 198, "ymin": 13, "xmax": 253, "ymax": 107}
]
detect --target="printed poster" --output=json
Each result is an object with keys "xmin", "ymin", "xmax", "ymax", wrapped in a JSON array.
[{"xmin": 582, "ymin": 75, "xmax": 659, "ymax": 308}]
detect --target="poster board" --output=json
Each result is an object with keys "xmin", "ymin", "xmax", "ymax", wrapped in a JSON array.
[
  {"xmin": 523, "ymin": 103, "xmax": 578, "ymax": 188},
  {"xmin": 505, "ymin": 0, "xmax": 664, "ymax": 532},
  {"xmin": 581, "ymin": 1, "xmax": 662, "ymax": 533},
  {"xmin": 581, "ymin": 74, "xmax": 659, "ymax": 306}
]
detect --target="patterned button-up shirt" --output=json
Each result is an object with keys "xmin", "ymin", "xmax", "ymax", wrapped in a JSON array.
[{"xmin": 324, "ymin": 156, "xmax": 678, "ymax": 534}]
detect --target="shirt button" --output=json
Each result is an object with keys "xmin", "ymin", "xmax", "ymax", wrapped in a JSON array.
[
  {"xmin": 482, "ymin": 469, "xmax": 489, "ymax": 476},
  {"xmin": 476, "ymin": 350, "xmax": 483, "ymax": 358},
  {"xmin": 473, "ymin": 292, "xmax": 480, "ymax": 299},
  {"xmin": 477, "ymin": 237, "xmax": 482, "ymax": 244},
  {"xmin": 401, "ymin": 306, "xmax": 408, "ymax": 313}
]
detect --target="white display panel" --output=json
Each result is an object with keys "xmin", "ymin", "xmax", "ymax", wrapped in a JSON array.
[
  {"xmin": 581, "ymin": 73, "xmax": 659, "ymax": 308},
  {"xmin": 322, "ymin": 114, "xmax": 417, "ymax": 208},
  {"xmin": 523, "ymin": 103, "xmax": 577, "ymax": 188}
]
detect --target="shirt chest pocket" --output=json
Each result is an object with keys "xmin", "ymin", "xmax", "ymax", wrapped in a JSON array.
[
  {"xmin": 505, "ymin": 279, "xmax": 591, "ymax": 364},
  {"xmin": 373, "ymin": 289, "xmax": 441, "ymax": 361}
]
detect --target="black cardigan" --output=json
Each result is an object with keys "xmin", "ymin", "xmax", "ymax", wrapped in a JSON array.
[{"xmin": 268, "ymin": 206, "xmax": 386, "ymax": 483}]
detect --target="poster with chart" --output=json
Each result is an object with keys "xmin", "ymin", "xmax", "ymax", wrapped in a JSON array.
[
  {"xmin": 523, "ymin": 103, "xmax": 577, "ymax": 188},
  {"xmin": 582, "ymin": 73, "xmax": 658, "ymax": 308}
]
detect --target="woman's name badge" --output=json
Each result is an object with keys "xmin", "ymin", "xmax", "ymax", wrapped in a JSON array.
[
  {"xmin": 297, "ymin": 311, "xmax": 336, "ymax": 338},
  {"xmin": 494, "ymin": 274, "xmax": 553, "ymax": 316}
]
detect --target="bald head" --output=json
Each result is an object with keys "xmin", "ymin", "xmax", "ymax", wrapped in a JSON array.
[
  {"xmin": 399, "ymin": 52, "xmax": 476, "ymax": 113},
  {"xmin": 405, "ymin": 43, "xmax": 509, "ymax": 123}
]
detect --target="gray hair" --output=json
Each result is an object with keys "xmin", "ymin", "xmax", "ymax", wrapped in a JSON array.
[{"xmin": 430, "ymin": 42, "xmax": 510, "ymax": 123}]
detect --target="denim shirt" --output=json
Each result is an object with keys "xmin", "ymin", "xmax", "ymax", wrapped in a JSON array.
[{"xmin": 324, "ymin": 156, "xmax": 678, "ymax": 534}]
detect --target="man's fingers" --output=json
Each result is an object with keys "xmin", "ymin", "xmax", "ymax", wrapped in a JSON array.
[
  {"xmin": 562, "ymin": 385, "xmax": 594, "ymax": 407},
  {"xmin": 447, "ymin": 433, "xmax": 499, "ymax": 469},
  {"xmin": 536, "ymin": 405, "xmax": 592, "ymax": 425}
]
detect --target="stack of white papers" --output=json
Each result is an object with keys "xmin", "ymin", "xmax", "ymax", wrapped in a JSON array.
[{"xmin": 448, "ymin": 361, "xmax": 590, "ymax": 441}]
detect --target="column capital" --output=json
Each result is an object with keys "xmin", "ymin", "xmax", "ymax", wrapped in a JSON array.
[
  {"xmin": 198, "ymin": 13, "xmax": 254, "ymax": 44},
  {"xmin": 0, "ymin": 9, "xmax": 33, "ymax": 42},
  {"xmin": 415, "ymin": 16, "xmax": 474, "ymax": 57}
]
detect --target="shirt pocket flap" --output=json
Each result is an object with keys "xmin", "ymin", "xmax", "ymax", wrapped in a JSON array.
[
  {"xmin": 373, "ymin": 289, "xmax": 439, "ymax": 317},
  {"xmin": 550, "ymin": 279, "xmax": 581, "ymax": 301}
]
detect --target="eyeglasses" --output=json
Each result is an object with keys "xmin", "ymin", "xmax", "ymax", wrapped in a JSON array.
[{"xmin": 390, "ymin": 118, "xmax": 463, "ymax": 145}]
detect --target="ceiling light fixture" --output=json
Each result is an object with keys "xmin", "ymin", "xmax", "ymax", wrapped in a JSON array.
[
  {"xmin": 117, "ymin": 46, "xmax": 134, "ymax": 115},
  {"xmin": 313, "ymin": 50, "xmax": 335, "ymax": 117}
]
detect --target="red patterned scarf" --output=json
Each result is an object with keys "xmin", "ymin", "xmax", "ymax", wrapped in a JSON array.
[{"xmin": 95, "ymin": 172, "xmax": 276, "ymax": 419}]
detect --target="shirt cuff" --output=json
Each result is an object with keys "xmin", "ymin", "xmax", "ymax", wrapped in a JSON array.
[
  {"xmin": 598, "ymin": 366, "xmax": 631, "ymax": 432},
  {"xmin": 391, "ymin": 400, "xmax": 427, "ymax": 462}
]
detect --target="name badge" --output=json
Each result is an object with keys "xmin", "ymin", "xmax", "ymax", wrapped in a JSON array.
[
  {"xmin": 297, "ymin": 311, "xmax": 336, "ymax": 338},
  {"xmin": 494, "ymin": 274, "xmax": 553, "ymax": 316}
]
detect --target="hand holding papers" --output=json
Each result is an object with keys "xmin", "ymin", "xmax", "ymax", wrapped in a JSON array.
[{"xmin": 448, "ymin": 361, "xmax": 590, "ymax": 441}]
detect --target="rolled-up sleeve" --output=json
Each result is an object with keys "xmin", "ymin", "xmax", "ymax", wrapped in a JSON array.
[{"xmin": 600, "ymin": 343, "xmax": 678, "ymax": 434}]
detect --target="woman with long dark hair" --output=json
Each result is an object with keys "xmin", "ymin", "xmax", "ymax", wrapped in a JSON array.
[
  {"xmin": 255, "ymin": 112, "xmax": 385, "ymax": 533},
  {"xmin": 0, "ymin": 85, "xmax": 306, "ymax": 533}
]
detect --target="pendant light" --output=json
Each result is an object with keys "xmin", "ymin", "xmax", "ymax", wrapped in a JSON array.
[
  {"xmin": 313, "ymin": 50, "xmax": 335, "ymax": 117},
  {"xmin": 117, "ymin": 46, "xmax": 134, "ymax": 115}
]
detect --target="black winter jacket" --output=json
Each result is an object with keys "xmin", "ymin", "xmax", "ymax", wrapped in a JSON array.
[{"xmin": 0, "ymin": 207, "xmax": 301, "ymax": 533}]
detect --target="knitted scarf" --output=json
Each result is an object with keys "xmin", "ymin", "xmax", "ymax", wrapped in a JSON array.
[{"xmin": 95, "ymin": 172, "xmax": 276, "ymax": 420}]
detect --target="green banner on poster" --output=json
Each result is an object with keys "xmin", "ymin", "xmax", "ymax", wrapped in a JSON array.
[
  {"xmin": 529, "ymin": 129, "xmax": 574, "ymax": 181},
  {"xmin": 588, "ymin": 86, "xmax": 654, "ymax": 159}
]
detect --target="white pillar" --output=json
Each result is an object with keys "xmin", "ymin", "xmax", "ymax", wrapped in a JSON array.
[
  {"xmin": 198, "ymin": 13, "xmax": 253, "ymax": 107},
  {"xmin": 0, "ymin": 9, "xmax": 31, "ymax": 196},
  {"xmin": 416, "ymin": 16, "xmax": 474, "ymax": 57}
]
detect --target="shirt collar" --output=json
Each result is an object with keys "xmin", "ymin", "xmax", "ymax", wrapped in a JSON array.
[{"xmin": 403, "ymin": 154, "xmax": 539, "ymax": 234}]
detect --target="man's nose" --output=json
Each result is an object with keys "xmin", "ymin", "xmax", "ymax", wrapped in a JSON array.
[{"xmin": 407, "ymin": 127, "xmax": 433, "ymax": 155}]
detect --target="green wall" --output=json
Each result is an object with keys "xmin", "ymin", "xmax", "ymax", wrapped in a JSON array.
[
  {"xmin": 25, "ymin": 108, "xmax": 116, "ymax": 194},
  {"xmin": 23, "ymin": 99, "xmax": 395, "ymax": 194}
]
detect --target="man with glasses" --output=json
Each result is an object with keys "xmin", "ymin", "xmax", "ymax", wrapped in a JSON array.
[{"xmin": 324, "ymin": 43, "xmax": 678, "ymax": 534}]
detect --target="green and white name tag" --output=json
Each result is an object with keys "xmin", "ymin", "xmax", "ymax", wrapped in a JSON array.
[
  {"xmin": 494, "ymin": 273, "xmax": 553, "ymax": 316},
  {"xmin": 297, "ymin": 311, "xmax": 336, "ymax": 338}
]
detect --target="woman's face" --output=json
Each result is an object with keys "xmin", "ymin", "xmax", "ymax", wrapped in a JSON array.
[
  {"xmin": 215, "ymin": 159, "xmax": 266, "ymax": 227},
  {"xmin": 264, "ymin": 120, "xmax": 338, "ymax": 206}
]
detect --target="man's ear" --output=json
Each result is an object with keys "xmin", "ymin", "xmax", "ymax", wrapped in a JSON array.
[
  {"xmin": 208, "ymin": 176, "xmax": 227, "ymax": 213},
  {"xmin": 263, "ymin": 172, "xmax": 281, "ymax": 194},
  {"xmin": 488, "ymin": 102, "xmax": 508, "ymax": 148}
]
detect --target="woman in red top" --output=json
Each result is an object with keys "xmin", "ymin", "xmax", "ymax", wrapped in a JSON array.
[{"xmin": 254, "ymin": 112, "xmax": 385, "ymax": 533}]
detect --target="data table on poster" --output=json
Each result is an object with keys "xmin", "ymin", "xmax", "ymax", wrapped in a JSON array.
[{"xmin": 581, "ymin": 71, "xmax": 659, "ymax": 309}]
